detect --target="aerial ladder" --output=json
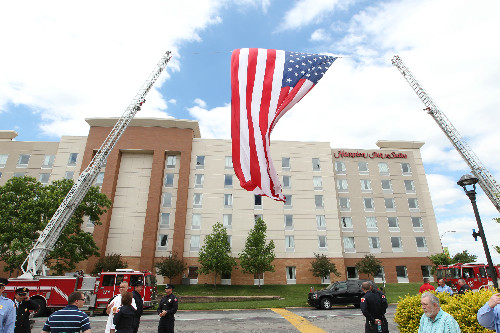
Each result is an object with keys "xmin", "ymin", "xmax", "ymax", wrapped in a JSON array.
[
  {"xmin": 20, "ymin": 51, "xmax": 172, "ymax": 278},
  {"xmin": 391, "ymin": 55, "xmax": 500, "ymax": 213}
]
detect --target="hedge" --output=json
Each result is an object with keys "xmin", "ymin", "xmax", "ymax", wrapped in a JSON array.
[{"xmin": 394, "ymin": 289, "xmax": 495, "ymax": 333}]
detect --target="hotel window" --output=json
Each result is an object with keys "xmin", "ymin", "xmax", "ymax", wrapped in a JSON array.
[
  {"xmin": 360, "ymin": 179, "xmax": 372, "ymax": 192},
  {"xmin": 42, "ymin": 155, "xmax": 55, "ymax": 168},
  {"xmin": 17, "ymin": 154, "xmax": 30, "ymax": 167},
  {"xmin": 227, "ymin": 235, "xmax": 232, "ymax": 248},
  {"xmin": 193, "ymin": 193, "xmax": 202, "ymax": 208},
  {"xmin": 164, "ymin": 173, "xmax": 174, "ymax": 187},
  {"xmin": 192, "ymin": 214, "xmax": 201, "ymax": 230},
  {"xmin": 343, "ymin": 237, "xmax": 356, "ymax": 253},
  {"xmin": 190, "ymin": 235, "xmax": 200, "ymax": 251},
  {"xmin": 162, "ymin": 193, "xmax": 172, "ymax": 208},
  {"xmin": 286, "ymin": 266, "xmax": 296, "ymax": 284},
  {"xmin": 385, "ymin": 198, "xmax": 396, "ymax": 211},
  {"xmin": 0, "ymin": 154, "xmax": 8, "ymax": 168},
  {"xmin": 416, "ymin": 237, "xmax": 428, "ymax": 252},
  {"xmin": 285, "ymin": 236, "xmax": 295, "ymax": 252},
  {"xmin": 375, "ymin": 267, "xmax": 385, "ymax": 281},
  {"xmin": 336, "ymin": 178, "xmax": 347, "ymax": 192},
  {"xmin": 381, "ymin": 179, "xmax": 392, "ymax": 192},
  {"xmin": 315, "ymin": 195, "xmax": 324, "ymax": 209},
  {"xmin": 391, "ymin": 237, "xmax": 403, "ymax": 252},
  {"xmin": 86, "ymin": 217, "xmax": 95, "ymax": 228},
  {"xmin": 196, "ymin": 155, "xmax": 205, "ymax": 169},
  {"xmin": 225, "ymin": 156, "xmax": 233, "ymax": 169},
  {"xmin": 318, "ymin": 236, "xmax": 328, "ymax": 251},
  {"xmin": 283, "ymin": 175, "xmax": 291, "ymax": 189},
  {"xmin": 401, "ymin": 163, "xmax": 411, "ymax": 175},
  {"xmin": 166, "ymin": 155, "xmax": 176, "ymax": 168},
  {"xmin": 408, "ymin": 198, "xmax": 419, "ymax": 211},
  {"xmin": 95, "ymin": 172, "xmax": 105, "ymax": 186},
  {"xmin": 223, "ymin": 214, "xmax": 232, "ymax": 229},
  {"xmin": 378, "ymin": 162, "xmax": 389, "ymax": 175},
  {"xmin": 396, "ymin": 266, "xmax": 408, "ymax": 282},
  {"xmin": 421, "ymin": 266, "xmax": 432, "ymax": 280},
  {"xmin": 39, "ymin": 173, "xmax": 50, "ymax": 185},
  {"xmin": 14, "ymin": 172, "xmax": 25, "ymax": 178},
  {"xmin": 160, "ymin": 213, "xmax": 170, "ymax": 228},
  {"xmin": 388, "ymin": 217, "xmax": 400, "ymax": 231},
  {"xmin": 254, "ymin": 195, "xmax": 262, "ymax": 208},
  {"xmin": 347, "ymin": 267, "xmax": 358, "ymax": 279},
  {"xmin": 363, "ymin": 198, "xmax": 374, "ymax": 211},
  {"xmin": 312, "ymin": 158, "xmax": 321, "ymax": 171},
  {"xmin": 224, "ymin": 194, "xmax": 233, "ymax": 208},
  {"xmin": 0, "ymin": 172, "xmax": 2, "ymax": 179},
  {"xmin": 358, "ymin": 162, "xmax": 369, "ymax": 174},
  {"xmin": 158, "ymin": 234, "xmax": 168, "ymax": 249},
  {"xmin": 284, "ymin": 215, "xmax": 293, "ymax": 230},
  {"xmin": 369, "ymin": 237, "xmax": 381, "ymax": 252},
  {"xmin": 224, "ymin": 174, "xmax": 233, "ymax": 188},
  {"xmin": 404, "ymin": 180, "xmax": 415, "ymax": 193},
  {"xmin": 67, "ymin": 153, "xmax": 78, "ymax": 166},
  {"xmin": 316, "ymin": 215, "xmax": 326, "ymax": 230},
  {"xmin": 341, "ymin": 217, "xmax": 353, "ymax": 231},
  {"xmin": 335, "ymin": 161, "xmax": 346, "ymax": 174},
  {"xmin": 284, "ymin": 195, "xmax": 292, "ymax": 208},
  {"xmin": 64, "ymin": 171, "xmax": 74, "ymax": 180},
  {"xmin": 366, "ymin": 217, "xmax": 378, "ymax": 231},
  {"xmin": 339, "ymin": 197, "xmax": 350, "ymax": 211},
  {"xmin": 254, "ymin": 214, "xmax": 263, "ymax": 222},
  {"xmin": 412, "ymin": 217, "xmax": 424, "ymax": 231},
  {"xmin": 282, "ymin": 157, "xmax": 290, "ymax": 170},
  {"xmin": 194, "ymin": 174, "xmax": 204, "ymax": 188}
]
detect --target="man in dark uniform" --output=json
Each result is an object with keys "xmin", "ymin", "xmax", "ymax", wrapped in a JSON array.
[
  {"xmin": 132, "ymin": 281, "xmax": 144, "ymax": 333},
  {"xmin": 157, "ymin": 284, "xmax": 178, "ymax": 333},
  {"xmin": 457, "ymin": 278, "xmax": 472, "ymax": 295},
  {"xmin": 13, "ymin": 288, "xmax": 38, "ymax": 333},
  {"xmin": 360, "ymin": 281, "xmax": 389, "ymax": 333}
]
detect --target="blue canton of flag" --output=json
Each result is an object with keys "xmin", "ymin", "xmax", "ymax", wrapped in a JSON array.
[{"xmin": 283, "ymin": 52, "xmax": 335, "ymax": 87}]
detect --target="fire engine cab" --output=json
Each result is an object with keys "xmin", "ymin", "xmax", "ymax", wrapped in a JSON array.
[
  {"xmin": 4, "ymin": 269, "xmax": 157, "ymax": 316},
  {"xmin": 436, "ymin": 263, "xmax": 500, "ymax": 291}
]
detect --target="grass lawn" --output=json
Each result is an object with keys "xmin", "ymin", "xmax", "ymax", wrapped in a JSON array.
[{"xmin": 156, "ymin": 282, "xmax": 430, "ymax": 310}]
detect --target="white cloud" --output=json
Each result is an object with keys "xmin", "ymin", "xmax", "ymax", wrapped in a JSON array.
[
  {"xmin": 310, "ymin": 28, "xmax": 331, "ymax": 42},
  {"xmin": 193, "ymin": 98, "xmax": 207, "ymax": 108},
  {"xmin": 188, "ymin": 102, "xmax": 231, "ymax": 139}
]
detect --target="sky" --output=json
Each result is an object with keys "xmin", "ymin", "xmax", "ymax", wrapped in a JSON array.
[{"xmin": 1, "ymin": 0, "xmax": 499, "ymax": 264}]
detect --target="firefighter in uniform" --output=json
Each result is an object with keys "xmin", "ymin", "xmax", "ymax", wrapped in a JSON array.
[
  {"xmin": 13, "ymin": 288, "xmax": 38, "ymax": 333},
  {"xmin": 0, "ymin": 278, "xmax": 15, "ymax": 333},
  {"xmin": 360, "ymin": 281, "xmax": 389, "ymax": 333},
  {"xmin": 157, "ymin": 284, "xmax": 178, "ymax": 333},
  {"xmin": 131, "ymin": 281, "xmax": 144, "ymax": 333}
]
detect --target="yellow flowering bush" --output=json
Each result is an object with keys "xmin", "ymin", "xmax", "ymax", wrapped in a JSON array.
[{"xmin": 394, "ymin": 289, "xmax": 495, "ymax": 333}]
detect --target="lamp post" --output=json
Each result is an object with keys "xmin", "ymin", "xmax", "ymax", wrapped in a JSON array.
[
  {"xmin": 439, "ymin": 230, "xmax": 456, "ymax": 239},
  {"xmin": 457, "ymin": 174, "xmax": 498, "ymax": 289}
]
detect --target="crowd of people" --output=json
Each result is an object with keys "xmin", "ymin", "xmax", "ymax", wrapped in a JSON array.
[{"xmin": 0, "ymin": 278, "xmax": 178, "ymax": 333}]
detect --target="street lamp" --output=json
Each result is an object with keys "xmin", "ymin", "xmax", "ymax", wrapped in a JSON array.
[
  {"xmin": 439, "ymin": 230, "xmax": 456, "ymax": 239},
  {"xmin": 457, "ymin": 174, "xmax": 498, "ymax": 289}
]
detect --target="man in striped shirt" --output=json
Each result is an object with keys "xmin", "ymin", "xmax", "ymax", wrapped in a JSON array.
[
  {"xmin": 418, "ymin": 292, "xmax": 461, "ymax": 333},
  {"xmin": 41, "ymin": 291, "xmax": 91, "ymax": 333}
]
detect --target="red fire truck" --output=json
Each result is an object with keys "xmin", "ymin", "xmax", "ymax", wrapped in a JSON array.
[
  {"xmin": 4, "ymin": 269, "xmax": 157, "ymax": 316},
  {"xmin": 436, "ymin": 263, "xmax": 500, "ymax": 291}
]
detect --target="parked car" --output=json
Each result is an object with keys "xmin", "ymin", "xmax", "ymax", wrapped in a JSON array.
[{"xmin": 308, "ymin": 280, "xmax": 373, "ymax": 310}]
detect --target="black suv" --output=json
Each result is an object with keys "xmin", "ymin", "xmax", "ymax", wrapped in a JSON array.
[{"xmin": 307, "ymin": 280, "xmax": 372, "ymax": 310}]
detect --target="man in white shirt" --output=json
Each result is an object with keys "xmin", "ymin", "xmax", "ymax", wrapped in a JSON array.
[{"xmin": 105, "ymin": 282, "xmax": 136, "ymax": 333}]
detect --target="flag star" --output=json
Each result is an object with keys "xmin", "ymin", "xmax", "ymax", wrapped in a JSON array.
[
  {"xmin": 301, "ymin": 70, "xmax": 305, "ymax": 74},
  {"xmin": 306, "ymin": 73, "xmax": 310, "ymax": 77},
  {"xmin": 302, "ymin": 62, "xmax": 306, "ymax": 66},
  {"xmin": 295, "ymin": 73, "xmax": 298, "ymax": 76},
  {"xmin": 288, "ymin": 68, "xmax": 293, "ymax": 71},
  {"xmin": 313, "ymin": 58, "xmax": 317, "ymax": 61},
  {"xmin": 289, "ymin": 59, "xmax": 294, "ymax": 63},
  {"xmin": 295, "ymin": 64, "xmax": 299, "ymax": 68},
  {"xmin": 286, "ymin": 78, "xmax": 292, "ymax": 83}
]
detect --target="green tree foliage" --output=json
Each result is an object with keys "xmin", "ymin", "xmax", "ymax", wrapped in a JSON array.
[
  {"xmin": 355, "ymin": 254, "xmax": 382, "ymax": 280},
  {"xmin": 92, "ymin": 253, "xmax": 128, "ymax": 275},
  {"xmin": 239, "ymin": 218, "xmax": 275, "ymax": 287},
  {"xmin": 395, "ymin": 289, "xmax": 495, "ymax": 333},
  {"xmin": 309, "ymin": 253, "xmax": 340, "ymax": 280},
  {"xmin": 452, "ymin": 250, "xmax": 477, "ymax": 264},
  {"xmin": 198, "ymin": 222, "xmax": 237, "ymax": 289},
  {"xmin": 428, "ymin": 250, "xmax": 478, "ymax": 274},
  {"xmin": 0, "ymin": 176, "xmax": 111, "ymax": 275},
  {"xmin": 155, "ymin": 252, "xmax": 186, "ymax": 283}
]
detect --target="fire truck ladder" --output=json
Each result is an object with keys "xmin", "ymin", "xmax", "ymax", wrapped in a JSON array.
[
  {"xmin": 20, "ymin": 51, "xmax": 172, "ymax": 279},
  {"xmin": 391, "ymin": 55, "xmax": 500, "ymax": 213}
]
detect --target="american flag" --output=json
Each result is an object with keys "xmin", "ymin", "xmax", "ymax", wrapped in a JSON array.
[{"xmin": 231, "ymin": 48, "xmax": 336, "ymax": 201}]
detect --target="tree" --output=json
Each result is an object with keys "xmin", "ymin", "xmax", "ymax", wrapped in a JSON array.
[
  {"xmin": 310, "ymin": 253, "xmax": 340, "ymax": 281},
  {"xmin": 198, "ymin": 222, "xmax": 237, "ymax": 289},
  {"xmin": 452, "ymin": 250, "xmax": 477, "ymax": 264},
  {"xmin": 239, "ymin": 218, "xmax": 275, "ymax": 287},
  {"xmin": 155, "ymin": 252, "xmax": 186, "ymax": 283},
  {"xmin": 428, "ymin": 249, "xmax": 478, "ymax": 274},
  {"xmin": 92, "ymin": 253, "xmax": 128, "ymax": 275},
  {"xmin": 355, "ymin": 254, "xmax": 382, "ymax": 280},
  {"xmin": 0, "ymin": 176, "xmax": 111, "ymax": 275}
]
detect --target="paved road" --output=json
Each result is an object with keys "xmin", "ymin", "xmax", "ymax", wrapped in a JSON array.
[{"xmin": 32, "ymin": 305, "xmax": 400, "ymax": 332}]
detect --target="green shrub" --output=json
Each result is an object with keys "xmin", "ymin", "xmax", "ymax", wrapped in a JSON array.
[{"xmin": 394, "ymin": 289, "xmax": 495, "ymax": 333}]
